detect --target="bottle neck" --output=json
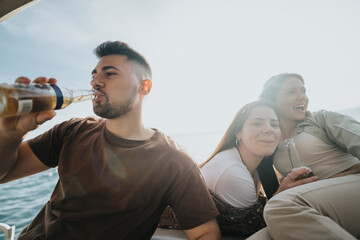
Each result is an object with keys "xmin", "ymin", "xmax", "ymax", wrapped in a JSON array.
[
  {"xmin": 72, "ymin": 93, "xmax": 94, "ymax": 103},
  {"xmin": 53, "ymin": 86, "xmax": 94, "ymax": 104}
]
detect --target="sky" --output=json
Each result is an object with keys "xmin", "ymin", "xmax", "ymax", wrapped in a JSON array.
[{"xmin": 1, "ymin": 0, "xmax": 360, "ymax": 139}]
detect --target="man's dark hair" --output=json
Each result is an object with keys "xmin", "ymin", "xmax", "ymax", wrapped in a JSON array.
[{"xmin": 94, "ymin": 41, "xmax": 152, "ymax": 80}]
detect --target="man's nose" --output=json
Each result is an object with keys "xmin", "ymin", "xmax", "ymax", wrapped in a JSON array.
[{"xmin": 91, "ymin": 75, "xmax": 104, "ymax": 88}]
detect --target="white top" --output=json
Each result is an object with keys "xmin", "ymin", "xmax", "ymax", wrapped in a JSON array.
[{"xmin": 200, "ymin": 148, "xmax": 257, "ymax": 208}]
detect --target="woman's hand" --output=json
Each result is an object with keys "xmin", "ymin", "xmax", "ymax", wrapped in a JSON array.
[
  {"xmin": 0, "ymin": 77, "xmax": 57, "ymax": 136},
  {"xmin": 274, "ymin": 167, "xmax": 318, "ymax": 195}
]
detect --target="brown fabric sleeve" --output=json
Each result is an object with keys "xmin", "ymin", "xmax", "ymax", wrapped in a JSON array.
[
  {"xmin": 27, "ymin": 118, "xmax": 82, "ymax": 167},
  {"xmin": 168, "ymin": 164, "xmax": 219, "ymax": 230}
]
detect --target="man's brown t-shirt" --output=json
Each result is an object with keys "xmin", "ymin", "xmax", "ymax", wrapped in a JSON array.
[{"xmin": 19, "ymin": 117, "xmax": 218, "ymax": 240}]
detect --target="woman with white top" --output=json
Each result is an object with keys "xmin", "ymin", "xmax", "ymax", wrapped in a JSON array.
[
  {"xmin": 200, "ymin": 101, "xmax": 315, "ymax": 237},
  {"xmin": 200, "ymin": 101, "xmax": 280, "ymax": 208}
]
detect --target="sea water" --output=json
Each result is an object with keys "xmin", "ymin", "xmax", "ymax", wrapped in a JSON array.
[
  {"xmin": 0, "ymin": 130, "xmax": 223, "ymax": 239},
  {"xmin": 0, "ymin": 169, "xmax": 58, "ymax": 239}
]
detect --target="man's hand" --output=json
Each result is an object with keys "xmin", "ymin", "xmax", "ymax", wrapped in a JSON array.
[
  {"xmin": 184, "ymin": 219, "xmax": 221, "ymax": 240},
  {"xmin": 0, "ymin": 77, "xmax": 57, "ymax": 135},
  {"xmin": 0, "ymin": 76, "xmax": 55, "ymax": 181}
]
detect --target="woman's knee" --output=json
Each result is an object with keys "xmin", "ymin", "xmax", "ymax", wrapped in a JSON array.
[{"xmin": 263, "ymin": 191, "xmax": 296, "ymax": 224}]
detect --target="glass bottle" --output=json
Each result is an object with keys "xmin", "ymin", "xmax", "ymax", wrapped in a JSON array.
[
  {"xmin": 0, "ymin": 83, "xmax": 94, "ymax": 117},
  {"xmin": 285, "ymin": 138, "xmax": 314, "ymax": 181}
]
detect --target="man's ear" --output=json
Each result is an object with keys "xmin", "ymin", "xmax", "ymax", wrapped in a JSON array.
[{"xmin": 140, "ymin": 79, "xmax": 152, "ymax": 95}]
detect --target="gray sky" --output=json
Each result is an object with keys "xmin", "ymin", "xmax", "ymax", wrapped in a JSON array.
[{"xmin": 1, "ymin": 0, "xmax": 359, "ymax": 138}]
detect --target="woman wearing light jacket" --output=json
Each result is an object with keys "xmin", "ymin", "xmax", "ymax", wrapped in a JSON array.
[{"xmin": 251, "ymin": 73, "xmax": 360, "ymax": 240}]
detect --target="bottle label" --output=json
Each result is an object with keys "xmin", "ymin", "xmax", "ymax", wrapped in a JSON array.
[
  {"xmin": 17, "ymin": 99, "xmax": 33, "ymax": 115},
  {"xmin": 50, "ymin": 85, "xmax": 64, "ymax": 110}
]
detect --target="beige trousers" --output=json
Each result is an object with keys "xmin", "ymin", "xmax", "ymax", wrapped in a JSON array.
[
  {"xmin": 247, "ymin": 173, "xmax": 360, "ymax": 240},
  {"xmin": 246, "ymin": 227, "xmax": 271, "ymax": 240}
]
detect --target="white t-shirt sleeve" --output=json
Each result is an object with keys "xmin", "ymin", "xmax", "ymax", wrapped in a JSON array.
[{"xmin": 214, "ymin": 165, "xmax": 257, "ymax": 208}]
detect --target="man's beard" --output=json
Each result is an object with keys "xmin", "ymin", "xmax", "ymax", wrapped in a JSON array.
[{"xmin": 93, "ymin": 88, "xmax": 138, "ymax": 119}]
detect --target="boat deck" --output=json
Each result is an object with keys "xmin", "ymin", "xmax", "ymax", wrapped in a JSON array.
[
  {"xmin": 0, "ymin": 223, "xmax": 245, "ymax": 240},
  {"xmin": 151, "ymin": 228, "xmax": 245, "ymax": 240}
]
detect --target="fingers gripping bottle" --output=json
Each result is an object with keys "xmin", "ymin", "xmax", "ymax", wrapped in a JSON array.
[
  {"xmin": 0, "ymin": 83, "xmax": 94, "ymax": 117},
  {"xmin": 285, "ymin": 138, "xmax": 315, "ymax": 181}
]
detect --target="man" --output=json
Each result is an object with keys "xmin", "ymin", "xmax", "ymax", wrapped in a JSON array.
[{"xmin": 0, "ymin": 41, "xmax": 220, "ymax": 240}]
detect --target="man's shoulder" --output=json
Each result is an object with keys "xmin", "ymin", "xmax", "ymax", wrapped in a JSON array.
[
  {"xmin": 48, "ymin": 116, "xmax": 105, "ymax": 141},
  {"xmin": 65, "ymin": 115, "xmax": 103, "ymax": 125},
  {"xmin": 156, "ymin": 131, "xmax": 187, "ymax": 151},
  {"xmin": 153, "ymin": 130, "xmax": 196, "ymax": 167},
  {"xmin": 59, "ymin": 116, "xmax": 104, "ymax": 130}
]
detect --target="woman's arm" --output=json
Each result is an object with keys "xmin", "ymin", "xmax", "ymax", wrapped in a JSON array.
[
  {"xmin": 274, "ymin": 167, "xmax": 318, "ymax": 195},
  {"xmin": 315, "ymin": 110, "xmax": 360, "ymax": 158}
]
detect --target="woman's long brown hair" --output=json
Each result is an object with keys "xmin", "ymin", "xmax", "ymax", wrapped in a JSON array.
[{"xmin": 199, "ymin": 100, "xmax": 273, "ymax": 168}]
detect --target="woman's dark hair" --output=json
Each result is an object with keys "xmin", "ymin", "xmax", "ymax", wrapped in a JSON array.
[{"xmin": 259, "ymin": 73, "xmax": 304, "ymax": 102}]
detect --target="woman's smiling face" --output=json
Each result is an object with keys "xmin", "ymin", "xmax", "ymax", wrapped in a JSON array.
[
  {"xmin": 274, "ymin": 77, "xmax": 309, "ymax": 122},
  {"xmin": 237, "ymin": 106, "xmax": 281, "ymax": 159}
]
